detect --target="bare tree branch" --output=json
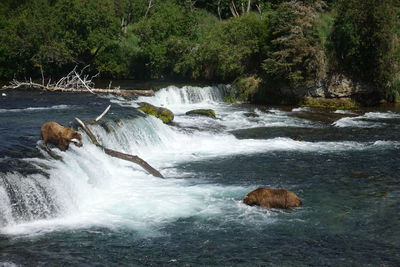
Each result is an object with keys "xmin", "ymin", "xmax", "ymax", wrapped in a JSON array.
[{"xmin": 1, "ymin": 66, "xmax": 155, "ymax": 97}]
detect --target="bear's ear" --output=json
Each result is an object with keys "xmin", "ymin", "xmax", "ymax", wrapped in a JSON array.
[{"xmin": 75, "ymin": 132, "xmax": 82, "ymax": 140}]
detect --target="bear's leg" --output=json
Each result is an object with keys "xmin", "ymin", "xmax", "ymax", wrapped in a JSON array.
[{"xmin": 58, "ymin": 139, "xmax": 69, "ymax": 151}]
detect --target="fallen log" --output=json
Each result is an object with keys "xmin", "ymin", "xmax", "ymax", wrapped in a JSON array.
[
  {"xmin": 74, "ymin": 117, "xmax": 164, "ymax": 178},
  {"xmin": 102, "ymin": 148, "xmax": 163, "ymax": 178},
  {"xmin": 1, "ymin": 65, "xmax": 155, "ymax": 97},
  {"xmin": 1, "ymin": 82, "xmax": 155, "ymax": 97}
]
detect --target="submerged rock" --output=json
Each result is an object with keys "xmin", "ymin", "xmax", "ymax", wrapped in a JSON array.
[
  {"xmin": 244, "ymin": 112, "xmax": 259, "ymax": 118},
  {"xmin": 138, "ymin": 102, "xmax": 174, "ymax": 124},
  {"xmin": 292, "ymin": 136, "xmax": 304, "ymax": 141},
  {"xmin": 243, "ymin": 187, "xmax": 302, "ymax": 209},
  {"xmin": 185, "ymin": 109, "xmax": 216, "ymax": 119}
]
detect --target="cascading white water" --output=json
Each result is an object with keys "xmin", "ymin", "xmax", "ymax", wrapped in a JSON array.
[
  {"xmin": 137, "ymin": 85, "xmax": 226, "ymax": 106},
  {"xmin": 1, "ymin": 85, "xmax": 399, "ymax": 236},
  {"xmin": 135, "ymin": 85, "xmax": 227, "ymax": 115}
]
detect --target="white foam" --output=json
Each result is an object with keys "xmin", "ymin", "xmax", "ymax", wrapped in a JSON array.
[
  {"xmin": 363, "ymin": 112, "xmax": 400, "ymax": 119},
  {"xmin": 292, "ymin": 107, "xmax": 311, "ymax": 112},
  {"xmin": 0, "ymin": 262, "xmax": 18, "ymax": 267},
  {"xmin": 135, "ymin": 85, "xmax": 226, "ymax": 114},
  {"xmin": 0, "ymin": 105, "xmax": 73, "ymax": 113},
  {"xmin": 332, "ymin": 111, "xmax": 400, "ymax": 128},
  {"xmin": 334, "ymin": 109, "xmax": 357, "ymax": 115},
  {"xmin": 1, "ymin": 141, "xmax": 253, "ymax": 236},
  {"xmin": 218, "ymin": 108, "xmax": 318, "ymax": 130}
]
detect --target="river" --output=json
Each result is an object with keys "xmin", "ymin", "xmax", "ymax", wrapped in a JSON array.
[{"xmin": 0, "ymin": 85, "xmax": 399, "ymax": 266}]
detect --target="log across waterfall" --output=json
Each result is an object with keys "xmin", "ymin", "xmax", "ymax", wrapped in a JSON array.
[{"xmin": 74, "ymin": 117, "xmax": 164, "ymax": 178}]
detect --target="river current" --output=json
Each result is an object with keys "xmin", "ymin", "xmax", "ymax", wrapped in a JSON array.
[{"xmin": 0, "ymin": 85, "xmax": 399, "ymax": 266}]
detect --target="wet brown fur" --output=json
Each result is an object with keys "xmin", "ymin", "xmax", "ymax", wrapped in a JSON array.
[
  {"xmin": 243, "ymin": 187, "xmax": 302, "ymax": 209},
  {"xmin": 40, "ymin": 121, "xmax": 82, "ymax": 151}
]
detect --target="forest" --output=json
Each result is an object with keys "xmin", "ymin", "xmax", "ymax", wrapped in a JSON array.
[{"xmin": 1, "ymin": 0, "xmax": 399, "ymax": 105}]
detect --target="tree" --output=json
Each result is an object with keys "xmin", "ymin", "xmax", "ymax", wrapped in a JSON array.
[
  {"xmin": 0, "ymin": 0, "xmax": 121, "ymax": 80},
  {"xmin": 263, "ymin": 1, "xmax": 326, "ymax": 91},
  {"xmin": 329, "ymin": 0, "xmax": 400, "ymax": 101},
  {"xmin": 132, "ymin": 0, "xmax": 200, "ymax": 79},
  {"xmin": 174, "ymin": 12, "xmax": 268, "ymax": 81}
]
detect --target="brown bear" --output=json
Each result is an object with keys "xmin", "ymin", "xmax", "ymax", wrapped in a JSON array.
[
  {"xmin": 40, "ymin": 121, "xmax": 83, "ymax": 151},
  {"xmin": 243, "ymin": 187, "xmax": 302, "ymax": 209}
]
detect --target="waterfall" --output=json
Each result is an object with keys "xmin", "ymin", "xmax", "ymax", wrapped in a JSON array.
[
  {"xmin": 1, "ymin": 84, "xmax": 396, "ymax": 234},
  {"xmin": 0, "ymin": 85, "xmax": 233, "ymax": 233},
  {"xmin": 137, "ymin": 85, "xmax": 226, "ymax": 106}
]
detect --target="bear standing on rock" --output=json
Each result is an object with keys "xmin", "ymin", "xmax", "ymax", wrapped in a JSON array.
[
  {"xmin": 243, "ymin": 187, "xmax": 302, "ymax": 209},
  {"xmin": 40, "ymin": 121, "xmax": 83, "ymax": 151}
]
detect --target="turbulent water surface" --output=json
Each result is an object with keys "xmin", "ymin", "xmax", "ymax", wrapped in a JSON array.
[{"xmin": 0, "ymin": 85, "xmax": 399, "ymax": 266}]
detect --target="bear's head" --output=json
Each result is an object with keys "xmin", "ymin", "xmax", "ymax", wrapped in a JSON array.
[
  {"xmin": 243, "ymin": 192, "xmax": 258, "ymax": 206},
  {"xmin": 68, "ymin": 131, "xmax": 83, "ymax": 147},
  {"xmin": 286, "ymin": 191, "xmax": 302, "ymax": 207}
]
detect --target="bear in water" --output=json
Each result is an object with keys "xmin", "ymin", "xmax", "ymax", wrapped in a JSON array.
[
  {"xmin": 40, "ymin": 121, "xmax": 82, "ymax": 151},
  {"xmin": 243, "ymin": 187, "xmax": 302, "ymax": 209}
]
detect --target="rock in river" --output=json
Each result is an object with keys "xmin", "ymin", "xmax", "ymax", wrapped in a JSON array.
[
  {"xmin": 138, "ymin": 102, "xmax": 174, "ymax": 124},
  {"xmin": 185, "ymin": 109, "xmax": 216, "ymax": 119}
]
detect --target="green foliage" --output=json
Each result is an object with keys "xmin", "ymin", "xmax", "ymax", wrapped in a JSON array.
[
  {"xmin": 175, "ymin": 12, "xmax": 268, "ymax": 81},
  {"xmin": 329, "ymin": 0, "xmax": 400, "ymax": 101},
  {"xmin": 262, "ymin": 1, "xmax": 327, "ymax": 89},
  {"xmin": 132, "ymin": 0, "xmax": 199, "ymax": 79},
  {"xmin": 0, "ymin": 0, "xmax": 120, "ymax": 79},
  {"xmin": 94, "ymin": 28, "xmax": 143, "ymax": 78},
  {"xmin": 316, "ymin": 11, "xmax": 335, "ymax": 47},
  {"xmin": 225, "ymin": 75, "xmax": 262, "ymax": 102},
  {"xmin": 302, "ymin": 97, "xmax": 359, "ymax": 109}
]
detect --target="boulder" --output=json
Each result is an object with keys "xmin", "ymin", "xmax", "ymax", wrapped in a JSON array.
[
  {"xmin": 243, "ymin": 187, "xmax": 302, "ymax": 209},
  {"xmin": 185, "ymin": 109, "xmax": 216, "ymax": 119},
  {"xmin": 138, "ymin": 102, "xmax": 174, "ymax": 124}
]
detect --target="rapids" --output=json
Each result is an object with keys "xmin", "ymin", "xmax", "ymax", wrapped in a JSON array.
[{"xmin": 0, "ymin": 85, "xmax": 399, "ymax": 265}]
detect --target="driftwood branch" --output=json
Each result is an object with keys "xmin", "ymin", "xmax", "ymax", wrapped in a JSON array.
[
  {"xmin": 1, "ymin": 66, "xmax": 155, "ymax": 98},
  {"xmin": 95, "ymin": 105, "xmax": 111, "ymax": 122},
  {"xmin": 74, "ymin": 70, "xmax": 95, "ymax": 94},
  {"xmin": 1, "ymin": 80, "xmax": 154, "ymax": 97},
  {"xmin": 74, "ymin": 116, "xmax": 164, "ymax": 178}
]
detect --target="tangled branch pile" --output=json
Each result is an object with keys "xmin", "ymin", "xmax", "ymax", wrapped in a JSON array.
[{"xmin": 1, "ymin": 66, "xmax": 154, "ymax": 97}]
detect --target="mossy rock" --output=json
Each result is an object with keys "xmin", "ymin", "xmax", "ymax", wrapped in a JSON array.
[
  {"xmin": 138, "ymin": 102, "xmax": 174, "ymax": 124},
  {"xmin": 185, "ymin": 109, "xmax": 216, "ymax": 119},
  {"xmin": 302, "ymin": 97, "xmax": 359, "ymax": 110},
  {"xmin": 225, "ymin": 75, "xmax": 262, "ymax": 103}
]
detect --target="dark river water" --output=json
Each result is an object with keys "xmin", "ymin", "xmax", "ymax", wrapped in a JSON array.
[{"xmin": 0, "ymin": 85, "xmax": 399, "ymax": 266}]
